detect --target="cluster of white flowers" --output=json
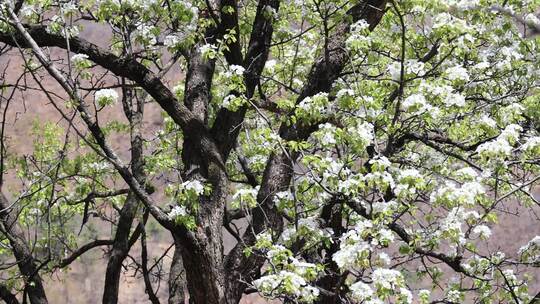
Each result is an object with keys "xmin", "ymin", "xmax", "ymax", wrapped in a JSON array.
[
  {"xmin": 351, "ymin": 19, "xmax": 370, "ymax": 33},
  {"xmin": 431, "ymin": 181, "xmax": 485, "ymax": 207},
  {"xmin": 454, "ymin": 167, "xmax": 478, "ymax": 181},
  {"xmin": 163, "ymin": 35, "xmax": 181, "ymax": 49},
  {"xmin": 445, "ymin": 65, "xmax": 470, "ymax": 82},
  {"xmin": 231, "ymin": 186, "xmax": 259, "ymax": 207},
  {"xmin": 84, "ymin": 161, "xmax": 111, "ymax": 172},
  {"xmin": 447, "ymin": 0, "xmax": 479, "ymax": 10},
  {"xmin": 420, "ymin": 82, "xmax": 467, "ymax": 108},
  {"xmin": 476, "ymin": 124, "xmax": 523, "ymax": 160},
  {"xmin": 518, "ymin": 236, "xmax": 540, "ymax": 262},
  {"xmin": 346, "ymin": 20, "xmax": 372, "ymax": 52},
  {"xmin": 135, "ymin": 23, "xmax": 157, "ymax": 45},
  {"xmin": 372, "ymin": 200, "xmax": 398, "ymax": 215},
  {"xmin": 332, "ymin": 226, "xmax": 371, "ymax": 270},
  {"xmin": 223, "ymin": 65, "xmax": 245, "ymax": 78},
  {"xmin": 406, "ymin": 59, "xmax": 425, "ymax": 75},
  {"xmin": 19, "ymin": 4, "xmax": 37, "ymax": 19},
  {"xmin": 377, "ymin": 252, "xmax": 391, "ymax": 265},
  {"xmin": 297, "ymin": 93, "xmax": 329, "ymax": 116},
  {"xmin": 521, "ymin": 136, "xmax": 540, "ymax": 152},
  {"xmin": 316, "ymin": 123, "xmax": 337, "ymax": 146},
  {"xmin": 346, "ymin": 121, "xmax": 374, "ymax": 150},
  {"xmin": 439, "ymin": 207, "xmax": 481, "ymax": 244},
  {"xmin": 350, "ymin": 281, "xmax": 374, "ymax": 302},
  {"xmin": 418, "ymin": 289, "xmax": 430, "ymax": 303},
  {"xmin": 387, "ymin": 59, "xmax": 426, "ymax": 79},
  {"xmin": 222, "ymin": 94, "xmax": 246, "ymax": 110},
  {"xmin": 253, "ymin": 271, "xmax": 319, "ymax": 303},
  {"xmin": 397, "ymin": 169, "xmax": 423, "ymax": 182},
  {"xmin": 281, "ymin": 216, "xmax": 333, "ymax": 244},
  {"xmin": 476, "ymin": 139, "xmax": 513, "ymax": 159},
  {"xmin": 181, "ymin": 180, "xmax": 205, "ymax": 195},
  {"xmin": 365, "ymin": 171, "xmax": 395, "ymax": 190},
  {"xmin": 525, "ymin": 13, "xmax": 540, "ymax": 28},
  {"xmin": 500, "ymin": 104, "xmax": 525, "ymax": 125},
  {"xmin": 71, "ymin": 53, "xmax": 89, "ymax": 65},
  {"xmin": 432, "ymin": 13, "xmax": 471, "ymax": 33},
  {"xmin": 336, "ymin": 88, "xmax": 354, "ymax": 100},
  {"xmin": 446, "ymin": 290, "xmax": 462, "ymax": 302},
  {"xmin": 472, "ymin": 224, "xmax": 492, "ymax": 239},
  {"xmin": 274, "ymin": 190, "xmax": 293, "ymax": 203},
  {"xmin": 372, "ymin": 268, "xmax": 404, "ymax": 291},
  {"xmin": 499, "ymin": 124, "xmax": 523, "ymax": 143},
  {"xmin": 264, "ymin": 59, "xmax": 277, "ymax": 73},
  {"xmin": 61, "ymin": 1, "xmax": 78, "ymax": 15},
  {"xmin": 369, "ymin": 156, "xmax": 392, "ymax": 171},
  {"xmin": 263, "ymin": 5, "xmax": 278, "ymax": 19},
  {"xmin": 387, "ymin": 62, "xmax": 401, "ymax": 81},
  {"xmin": 232, "ymin": 187, "xmax": 258, "ymax": 200},
  {"xmin": 479, "ymin": 115, "xmax": 497, "ymax": 129},
  {"xmin": 402, "ymin": 93, "xmax": 428, "ymax": 113},
  {"xmin": 444, "ymin": 92, "xmax": 466, "ymax": 107},
  {"xmin": 95, "ymin": 89, "xmax": 119, "ymax": 106},
  {"xmin": 199, "ymin": 43, "xmax": 218, "ymax": 59},
  {"xmin": 168, "ymin": 205, "xmax": 187, "ymax": 220}
]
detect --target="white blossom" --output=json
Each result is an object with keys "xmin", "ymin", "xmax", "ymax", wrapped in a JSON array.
[
  {"xmin": 472, "ymin": 225, "xmax": 492, "ymax": 239},
  {"xmin": 387, "ymin": 62, "xmax": 401, "ymax": 81},
  {"xmin": 181, "ymin": 180, "xmax": 205, "ymax": 195},
  {"xmin": 522, "ymin": 136, "xmax": 540, "ymax": 152},
  {"xmin": 447, "ymin": 290, "xmax": 462, "ymax": 302},
  {"xmin": 519, "ymin": 236, "xmax": 540, "ymax": 262},
  {"xmin": 445, "ymin": 92, "xmax": 466, "ymax": 107},
  {"xmin": 95, "ymin": 89, "xmax": 119, "ymax": 106},
  {"xmin": 168, "ymin": 205, "xmax": 187, "ymax": 219},
  {"xmin": 253, "ymin": 271, "xmax": 319, "ymax": 302},
  {"xmin": 455, "ymin": 167, "xmax": 478, "ymax": 180},
  {"xmin": 349, "ymin": 281, "xmax": 373, "ymax": 301},
  {"xmin": 164, "ymin": 35, "xmax": 181, "ymax": 49},
  {"xmin": 71, "ymin": 53, "xmax": 89, "ymax": 65},
  {"xmin": 445, "ymin": 65, "xmax": 470, "ymax": 82},
  {"xmin": 372, "ymin": 268, "xmax": 403, "ymax": 290}
]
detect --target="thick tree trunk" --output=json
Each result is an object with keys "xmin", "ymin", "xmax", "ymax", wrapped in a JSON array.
[
  {"xmin": 0, "ymin": 194, "xmax": 48, "ymax": 304},
  {"xmin": 168, "ymin": 237, "xmax": 187, "ymax": 304},
  {"xmin": 173, "ymin": 165, "xmax": 229, "ymax": 304}
]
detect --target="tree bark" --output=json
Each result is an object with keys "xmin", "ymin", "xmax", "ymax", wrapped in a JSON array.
[{"xmin": 168, "ymin": 237, "xmax": 186, "ymax": 304}]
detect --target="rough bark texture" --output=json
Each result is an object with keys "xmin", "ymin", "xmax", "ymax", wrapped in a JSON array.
[
  {"xmin": 173, "ymin": 168, "xmax": 229, "ymax": 304},
  {"xmin": 168, "ymin": 237, "xmax": 186, "ymax": 304}
]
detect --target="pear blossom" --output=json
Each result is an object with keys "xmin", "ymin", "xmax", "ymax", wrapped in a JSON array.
[
  {"xmin": 168, "ymin": 205, "xmax": 187, "ymax": 219},
  {"xmin": 445, "ymin": 65, "xmax": 470, "ymax": 82},
  {"xmin": 95, "ymin": 89, "xmax": 119, "ymax": 106}
]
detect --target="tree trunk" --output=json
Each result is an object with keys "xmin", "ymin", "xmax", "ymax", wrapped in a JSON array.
[
  {"xmin": 174, "ymin": 165, "xmax": 229, "ymax": 304},
  {"xmin": 168, "ymin": 237, "xmax": 187, "ymax": 304}
]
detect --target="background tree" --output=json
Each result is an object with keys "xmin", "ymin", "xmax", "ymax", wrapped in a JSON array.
[{"xmin": 0, "ymin": 0, "xmax": 540, "ymax": 303}]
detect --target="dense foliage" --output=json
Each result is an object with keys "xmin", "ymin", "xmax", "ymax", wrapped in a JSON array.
[{"xmin": 0, "ymin": 0, "xmax": 540, "ymax": 303}]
